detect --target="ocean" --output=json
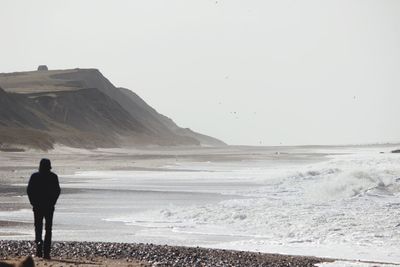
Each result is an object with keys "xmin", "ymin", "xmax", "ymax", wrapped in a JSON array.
[{"xmin": 1, "ymin": 145, "xmax": 399, "ymax": 265}]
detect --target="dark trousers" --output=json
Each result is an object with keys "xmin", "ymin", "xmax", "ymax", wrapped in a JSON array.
[{"xmin": 33, "ymin": 207, "xmax": 54, "ymax": 256}]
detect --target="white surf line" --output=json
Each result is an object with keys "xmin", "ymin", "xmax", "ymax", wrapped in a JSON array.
[
  {"xmin": 320, "ymin": 259, "xmax": 400, "ymax": 266},
  {"xmin": 345, "ymin": 259, "xmax": 400, "ymax": 266}
]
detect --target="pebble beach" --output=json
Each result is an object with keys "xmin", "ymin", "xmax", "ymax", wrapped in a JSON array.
[{"xmin": 0, "ymin": 240, "xmax": 328, "ymax": 267}]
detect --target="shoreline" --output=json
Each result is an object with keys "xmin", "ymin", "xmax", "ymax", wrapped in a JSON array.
[
  {"xmin": 1, "ymin": 146, "xmax": 399, "ymax": 265},
  {"xmin": 0, "ymin": 240, "xmax": 329, "ymax": 267}
]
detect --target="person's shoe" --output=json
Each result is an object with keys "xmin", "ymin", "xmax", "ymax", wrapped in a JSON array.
[
  {"xmin": 43, "ymin": 254, "xmax": 51, "ymax": 260},
  {"xmin": 35, "ymin": 241, "xmax": 43, "ymax": 257}
]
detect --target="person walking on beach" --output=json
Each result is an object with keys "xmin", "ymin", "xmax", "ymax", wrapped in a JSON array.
[{"xmin": 27, "ymin": 159, "xmax": 61, "ymax": 259}]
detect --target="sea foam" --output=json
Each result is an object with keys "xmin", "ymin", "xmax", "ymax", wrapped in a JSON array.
[{"xmin": 105, "ymin": 150, "xmax": 400, "ymax": 263}]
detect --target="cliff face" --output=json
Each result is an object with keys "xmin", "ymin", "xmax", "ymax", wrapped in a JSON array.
[
  {"xmin": 0, "ymin": 68, "xmax": 226, "ymax": 150},
  {"xmin": 117, "ymin": 88, "xmax": 226, "ymax": 146}
]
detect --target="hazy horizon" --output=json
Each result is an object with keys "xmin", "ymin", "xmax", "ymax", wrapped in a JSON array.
[{"xmin": 1, "ymin": 0, "xmax": 399, "ymax": 146}]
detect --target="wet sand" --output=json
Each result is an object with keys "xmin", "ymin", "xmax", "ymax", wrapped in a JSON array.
[{"xmin": 0, "ymin": 145, "xmax": 328, "ymax": 185}]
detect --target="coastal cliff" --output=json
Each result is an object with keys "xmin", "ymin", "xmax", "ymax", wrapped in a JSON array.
[{"xmin": 0, "ymin": 67, "xmax": 225, "ymax": 150}]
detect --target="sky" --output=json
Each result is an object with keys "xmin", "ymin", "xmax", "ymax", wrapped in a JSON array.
[{"xmin": 0, "ymin": 0, "xmax": 399, "ymax": 146}]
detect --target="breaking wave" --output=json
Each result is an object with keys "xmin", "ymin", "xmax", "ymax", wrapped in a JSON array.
[{"xmin": 105, "ymin": 151, "xmax": 400, "ymax": 262}]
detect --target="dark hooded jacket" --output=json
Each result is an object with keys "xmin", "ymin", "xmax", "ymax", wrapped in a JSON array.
[{"xmin": 27, "ymin": 169, "xmax": 61, "ymax": 209}]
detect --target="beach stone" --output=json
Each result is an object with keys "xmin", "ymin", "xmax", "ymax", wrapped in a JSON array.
[{"xmin": 0, "ymin": 240, "xmax": 328, "ymax": 267}]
